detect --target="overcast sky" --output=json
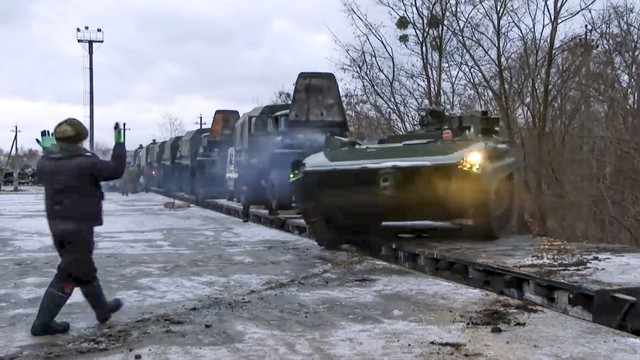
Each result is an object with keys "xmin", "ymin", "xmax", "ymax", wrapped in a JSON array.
[{"xmin": 0, "ymin": 0, "xmax": 354, "ymax": 153}]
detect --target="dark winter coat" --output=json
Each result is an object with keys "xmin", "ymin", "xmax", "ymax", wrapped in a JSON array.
[{"xmin": 37, "ymin": 143, "xmax": 126, "ymax": 227}]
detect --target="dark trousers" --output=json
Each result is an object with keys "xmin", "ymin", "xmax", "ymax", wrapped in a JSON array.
[
  {"xmin": 50, "ymin": 221, "xmax": 98, "ymax": 287},
  {"xmin": 47, "ymin": 221, "xmax": 111, "ymax": 319}
]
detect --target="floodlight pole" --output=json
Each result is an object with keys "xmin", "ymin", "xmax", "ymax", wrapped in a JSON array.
[{"xmin": 77, "ymin": 26, "xmax": 104, "ymax": 152}]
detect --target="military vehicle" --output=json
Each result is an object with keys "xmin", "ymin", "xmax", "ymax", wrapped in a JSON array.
[
  {"xmin": 175, "ymin": 128, "xmax": 209, "ymax": 195},
  {"xmin": 193, "ymin": 110, "xmax": 240, "ymax": 202},
  {"xmin": 290, "ymin": 107, "xmax": 518, "ymax": 250},
  {"xmin": 225, "ymin": 103, "xmax": 289, "ymax": 203},
  {"xmin": 160, "ymin": 135, "xmax": 183, "ymax": 193},
  {"xmin": 143, "ymin": 139, "xmax": 164, "ymax": 191},
  {"xmin": 265, "ymin": 72, "xmax": 350, "ymax": 210}
]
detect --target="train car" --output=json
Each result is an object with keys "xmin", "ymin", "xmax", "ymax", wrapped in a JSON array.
[
  {"xmin": 160, "ymin": 135, "xmax": 183, "ymax": 193},
  {"xmin": 193, "ymin": 110, "xmax": 240, "ymax": 202},
  {"xmin": 175, "ymin": 128, "xmax": 209, "ymax": 195},
  {"xmin": 225, "ymin": 103, "xmax": 290, "ymax": 203},
  {"xmin": 144, "ymin": 140, "xmax": 166, "ymax": 190}
]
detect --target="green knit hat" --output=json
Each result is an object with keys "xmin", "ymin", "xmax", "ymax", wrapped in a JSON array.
[{"xmin": 54, "ymin": 118, "xmax": 88, "ymax": 144}]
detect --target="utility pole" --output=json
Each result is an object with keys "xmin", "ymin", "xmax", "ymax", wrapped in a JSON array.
[
  {"xmin": 8, "ymin": 124, "xmax": 21, "ymax": 191},
  {"xmin": 76, "ymin": 26, "xmax": 104, "ymax": 152},
  {"xmin": 123, "ymin": 122, "xmax": 131, "ymax": 145},
  {"xmin": 195, "ymin": 114, "xmax": 206, "ymax": 129}
]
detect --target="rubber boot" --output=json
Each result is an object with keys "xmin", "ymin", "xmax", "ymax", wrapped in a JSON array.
[
  {"xmin": 30, "ymin": 287, "xmax": 72, "ymax": 336},
  {"xmin": 80, "ymin": 282, "xmax": 123, "ymax": 324}
]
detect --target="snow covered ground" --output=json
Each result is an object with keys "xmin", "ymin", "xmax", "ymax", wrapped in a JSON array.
[{"xmin": 1, "ymin": 187, "xmax": 639, "ymax": 359}]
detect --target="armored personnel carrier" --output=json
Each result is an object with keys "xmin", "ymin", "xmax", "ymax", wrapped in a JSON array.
[{"xmin": 290, "ymin": 107, "xmax": 518, "ymax": 250}]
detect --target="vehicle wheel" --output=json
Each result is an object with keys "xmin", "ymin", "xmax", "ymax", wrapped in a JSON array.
[
  {"xmin": 301, "ymin": 203, "xmax": 343, "ymax": 250},
  {"xmin": 273, "ymin": 183, "xmax": 293, "ymax": 210},
  {"xmin": 471, "ymin": 175, "xmax": 514, "ymax": 239}
]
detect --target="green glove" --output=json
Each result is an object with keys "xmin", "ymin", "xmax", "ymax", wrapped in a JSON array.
[
  {"xmin": 35, "ymin": 130, "xmax": 56, "ymax": 149},
  {"xmin": 114, "ymin": 122, "xmax": 123, "ymax": 143}
]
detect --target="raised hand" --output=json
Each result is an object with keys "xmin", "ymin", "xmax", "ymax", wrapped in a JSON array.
[
  {"xmin": 35, "ymin": 130, "xmax": 56, "ymax": 149},
  {"xmin": 114, "ymin": 122, "xmax": 123, "ymax": 144}
]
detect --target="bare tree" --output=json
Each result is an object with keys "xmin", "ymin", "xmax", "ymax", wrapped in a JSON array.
[
  {"xmin": 157, "ymin": 111, "xmax": 186, "ymax": 141},
  {"xmin": 271, "ymin": 88, "xmax": 293, "ymax": 104}
]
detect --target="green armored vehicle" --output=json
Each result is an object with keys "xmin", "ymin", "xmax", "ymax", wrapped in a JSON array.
[{"xmin": 290, "ymin": 107, "xmax": 518, "ymax": 250}]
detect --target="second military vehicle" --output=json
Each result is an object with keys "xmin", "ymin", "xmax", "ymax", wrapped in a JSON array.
[
  {"xmin": 225, "ymin": 103, "xmax": 290, "ymax": 203},
  {"xmin": 265, "ymin": 72, "xmax": 351, "ymax": 210}
]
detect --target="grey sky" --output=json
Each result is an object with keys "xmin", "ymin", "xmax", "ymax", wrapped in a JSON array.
[{"xmin": 0, "ymin": 0, "xmax": 352, "ymax": 152}]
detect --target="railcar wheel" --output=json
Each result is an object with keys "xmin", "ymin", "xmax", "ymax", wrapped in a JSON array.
[{"xmin": 472, "ymin": 175, "xmax": 514, "ymax": 239}]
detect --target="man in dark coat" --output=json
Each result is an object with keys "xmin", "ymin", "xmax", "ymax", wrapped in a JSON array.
[
  {"xmin": 30, "ymin": 118, "xmax": 126, "ymax": 336},
  {"xmin": 240, "ymin": 157, "xmax": 277, "ymax": 222}
]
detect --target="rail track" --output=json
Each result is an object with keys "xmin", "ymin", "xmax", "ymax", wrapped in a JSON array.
[{"xmin": 148, "ymin": 187, "xmax": 640, "ymax": 337}]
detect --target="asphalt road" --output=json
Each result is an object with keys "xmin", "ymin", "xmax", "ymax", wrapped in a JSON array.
[{"xmin": 1, "ymin": 187, "xmax": 639, "ymax": 359}]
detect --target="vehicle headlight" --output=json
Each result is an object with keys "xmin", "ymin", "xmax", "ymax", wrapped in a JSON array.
[
  {"xmin": 459, "ymin": 150, "xmax": 483, "ymax": 172},
  {"xmin": 465, "ymin": 151, "xmax": 482, "ymax": 165},
  {"xmin": 289, "ymin": 160, "xmax": 305, "ymax": 181}
]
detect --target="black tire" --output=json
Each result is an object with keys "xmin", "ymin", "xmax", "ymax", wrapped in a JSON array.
[
  {"xmin": 471, "ymin": 175, "xmax": 515, "ymax": 239},
  {"xmin": 269, "ymin": 171, "xmax": 293, "ymax": 211},
  {"xmin": 301, "ymin": 203, "xmax": 344, "ymax": 250}
]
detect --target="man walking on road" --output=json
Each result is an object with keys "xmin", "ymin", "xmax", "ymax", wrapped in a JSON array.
[{"xmin": 31, "ymin": 118, "xmax": 126, "ymax": 336}]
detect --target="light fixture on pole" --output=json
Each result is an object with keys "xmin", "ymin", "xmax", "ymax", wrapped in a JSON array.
[{"xmin": 76, "ymin": 26, "xmax": 104, "ymax": 152}]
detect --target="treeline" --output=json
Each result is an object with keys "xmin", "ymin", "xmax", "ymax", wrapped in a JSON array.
[
  {"xmin": 0, "ymin": 147, "xmax": 41, "ymax": 169},
  {"xmin": 333, "ymin": 0, "xmax": 640, "ymax": 245}
]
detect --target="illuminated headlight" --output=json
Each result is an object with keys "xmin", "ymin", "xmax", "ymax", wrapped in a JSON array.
[
  {"xmin": 151, "ymin": 169, "xmax": 157, "ymax": 176},
  {"xmin": 289, "ymin": 161, "xmax": 305, "ymax": 181},
  {"xmin": 418, "ymin": 108, "xmax": 427, "ymax": 117},
  {"xmin": 459, "ymin": 151, "xmax": 483, "ymax": 172}
]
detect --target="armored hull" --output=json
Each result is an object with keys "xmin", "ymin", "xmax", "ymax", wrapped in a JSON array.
[{"xmin": 291, "ymin": 136, "xmax": 518, "ymax": 249}]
